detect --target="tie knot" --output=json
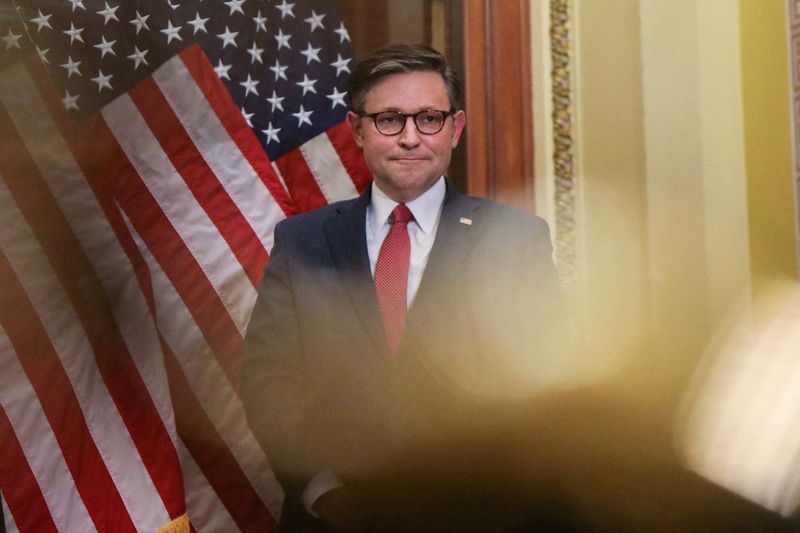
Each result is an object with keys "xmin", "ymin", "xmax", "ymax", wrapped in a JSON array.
[{"xmin": 390, "ymin": 204, "xmax": 413, "ymax": 226}]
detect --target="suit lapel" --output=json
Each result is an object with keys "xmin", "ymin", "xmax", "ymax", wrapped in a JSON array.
[
  {"xmin": 324, "ymin": 190, "xmax": 388, "ymax": 355},
  {"xmin": 406, "ymin": 185, "xmax": 482, "ymax": 333}
]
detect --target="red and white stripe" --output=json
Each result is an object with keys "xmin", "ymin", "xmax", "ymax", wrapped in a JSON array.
[
  {"xmin": 275, "ymin": 121, "xmax": 372, "ymax": 212},
  {"xmin": 0, "ymin": 322, "xmax": 95, "ymax": 533},
  {"xmin": 123, "ymin": 211, "xmax": 283, "ymax": 520},
  {"xmin": 0, "ymin": 42, "xmax": 298, "ymax": 531},
  {"xmin": 0, "ymin": 84, "xmax": 184, "ymax": 529}
]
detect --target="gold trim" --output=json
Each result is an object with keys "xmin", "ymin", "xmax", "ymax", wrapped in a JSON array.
[
  {"xmin": 153, "ymin": 514, "xmax": 189, "ymax": 533},
  {"xmin": 549, "ymin": 0, "xmax": 577, "ymax": 289}
]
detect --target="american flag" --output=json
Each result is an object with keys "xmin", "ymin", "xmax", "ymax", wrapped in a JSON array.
[{"xmin": 0, "ymin": 0, "xmax": 370, "ymax": 531}]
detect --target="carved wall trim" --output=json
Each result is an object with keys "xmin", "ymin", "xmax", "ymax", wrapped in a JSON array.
[{"xmin": 549, "ymin": 0, "xmax": 577, "ymax": 288}]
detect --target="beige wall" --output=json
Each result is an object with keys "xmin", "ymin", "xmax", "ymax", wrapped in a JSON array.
[
  {"xmin": 740, "ymin": 0, "xmax": 797, "ymax": 285},
  {"xmin": 532, "ymin": 0, "xmax": 797, "ymax": 379}
]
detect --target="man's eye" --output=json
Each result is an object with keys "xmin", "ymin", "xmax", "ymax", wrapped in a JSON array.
[
  {"xmin": 418, "ymin": 112, "xmax": 441, "ymax": 124},
  {"xmin": 377, "ymin": 114, "xmax": 401, "ymax": 125}
]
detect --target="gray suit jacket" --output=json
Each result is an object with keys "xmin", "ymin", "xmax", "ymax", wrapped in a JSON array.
[{"xmin": 241, "ymin": 181, "xmax": 565, "ymax": 529}]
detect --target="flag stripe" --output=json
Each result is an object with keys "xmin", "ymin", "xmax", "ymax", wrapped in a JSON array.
[
  {"xmin": 152, "ymin": 68, "xmax": 279, "ymax": 262},
  {"xmin": 103, "ymin": 93, "xmax": 257, "ymax": 338},
  {"xmin": 129, "ymin": 75, "xmax": 267, "ymax": 289},
  {"xmin": 0, "ymin": 168, "xmax": 173, "ymax": 531},
  {"xmin": 0, "ymin": 409, "xmax": 58, "ymax": 533},
  {"xmin": 24, "ymin": 61, "xmax": 186, "ymax": 467},
  {"xmin": 122, "ymin": 213, "xmax": 283, "ymax": 520},
  {"xmin": 0, "ymin": 75, "xmax": 182, "ymax": 525},
  {"xmin": 110, "ymin": 200, "xmax": 273, "ymax": 529},
  {"xmin": 0, "ymin": 101, "xmax": 164, "ymax": 531},
  {"xmin": 327, "ymin": 120, "xmax": 372, "ymax": 193},
  {"xmin": 1, "ymin": 3, "xmax": 366, "ymax": 529},
  {"xmin": 276, "ymin": 149, "xmax": 329, "ymax": 212},
  {"xmin": 163, "ymin": 342, "xmax": 278, "ymax": 532},
  {"xmin": 0, "ymin": 240, "xmax": 134, "ymax": 532},
  {"xmin": 179, "ymin": 440, "xmax": 242, "ymax": 533},
  {"xmin": 0, "ymin": 325, "xmax": 93, "ymax": 533},
  {"xmin": 2, "ymin": 489, "xmax": 20, "ymax": 533},
  {"xmin": 5, "ymin": 63, "xmax": 185, "ymax": 519},
  {"xmin": 179, "ymin": 44, "xmax": 295, "ymax": 220},
  {"xmin": 43, "ymin": 99, "xmax": 244, "ymax": 390},
  {"xmin": 105, "ymin": 194, "xmax": 270, "ymax": 532},
  {"xmin": 299, "ymin": 130, "xmax": 360, "ymax": 202}
]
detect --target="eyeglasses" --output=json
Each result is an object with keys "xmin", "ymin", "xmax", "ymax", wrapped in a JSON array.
[{"xmin": 358, "ymin": 109, "xmax": 455, "ymax": 136}]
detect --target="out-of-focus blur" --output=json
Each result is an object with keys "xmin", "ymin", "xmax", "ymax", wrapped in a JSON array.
[{"xmin": 678, "ymin": 280, "xmax": 800, "ymax": 518}]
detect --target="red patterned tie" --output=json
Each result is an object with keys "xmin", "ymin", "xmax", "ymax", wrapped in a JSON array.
[{"xmin": 374, "ymin": 204, "xmax": 413, "ymax": 356}]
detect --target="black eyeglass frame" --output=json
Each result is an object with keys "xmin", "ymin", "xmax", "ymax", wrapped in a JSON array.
[{"xmin": 357, "ymin": 109, "xmax": 457, "ymax": 136}]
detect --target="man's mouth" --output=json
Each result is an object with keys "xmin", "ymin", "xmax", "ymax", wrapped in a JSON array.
[{"xmin": 391, "ymin": 157, "xmax": 428, "ymax": 163}]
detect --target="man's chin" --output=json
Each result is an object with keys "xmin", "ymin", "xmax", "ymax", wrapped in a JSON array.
[{"xmin": 375, "ymin": 174, "xmax": 441, "ymax": 202}]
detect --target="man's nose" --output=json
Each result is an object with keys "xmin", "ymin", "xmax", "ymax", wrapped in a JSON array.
[{"xmin": 397, "ymin": 116, "xmax": 421, "ymax": 147}]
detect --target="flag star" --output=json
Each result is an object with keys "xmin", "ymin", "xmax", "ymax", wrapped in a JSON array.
[
  {"xmin": 240, "ymin": 74, "xmax": 259, "ymax": 97},
  {"xmin": 93, "ymin": 36, "xmax": 116, "ymax": 57},
  {"xmin": 270, "ymin": 59, "xmax": 288, "ymax": 81},
  {"xmin": 30, "ymin": 10, "xmax": 53, "ymax": 32},
  {"xmin": 91, "ymin": 70, "xmax": 113, "ymax": 92},
  {"xmin": 300, "ymin": 43, "xmax": 321, "ymax": 64},
  {"xmin": 274, "ymin": 29, "xmax": 291, "ymax": 50},
  {"xmin": 36, "ymin": 46, "xmax": 49, "ymax": 64},
  {"xmin": 214, "ymin": 60, "xmax": 232, "ymax": 80},
  {"xmin": 62, "ymin": 90, "xmax": 79, "ymax": 111},
  {"xmin": 296, "ymin": 75, "xmax": 317, "ymax": 95},
  {"xmin": 247, "ymin": 41, "xmax": 264, "ymax": 64},
  {"xmin": 334, "ymin": 22, "xmax": 350, "ymax": 43},
  {"xmin": 292, "ymin": 105, "xmax": 313, "ymax": 127},
  {"xmin": 217, "ymin": 26, "xmax": 238, "ymax": 48},
  {"xmin": 60, "ymin": 56, "xmax": 81, "ymax": 78},
  {"xmin": 224, "ymin": 0, "xmax": 245, "ymax": 16},
  {"xmin": 331, "ymin": 54, "xmax": 351, "ymax": 76},
  {"xmin": 305, "ymin": 10, "xmax": 325, "ymax": 32},
  {"xmin": 167, "ymin": 0, "xmax": 180, "ymax": 10},
  {"xmin": 275, "ymin": 0, "xmax": 295, "ymax": 19},
  {"xmin": 160, "ymin": 20, "xmax": 183, "ymax": 44},
  {"xmin": 327, "ymin": 87, "xmax": 347, "ymax": 109},
  {"xmin": 63, "ymin": 23, "xmax": 84, "ymax": 45},
  {"xmin": 1, "ymin": 28, "xmax": 22, "ymax": 50},
  {"xmin": 127, "ymin": 46, "xmax": 149, "ymax": 69},
  {"xmin": 187, "ymin": 12, "xmax": 209, "ymax": 34},
  {"xmin": 253, "ymin": 10, "xmax": 267, "ymax": 32},
  {"xmin": 242, "ymin": 108, "xmax": 254, "ymax": 127},
  {"xmin": 96, "ymin": 3, "xmax": 119, "ymax": 25},
  {"xmin": 267, "ymin": 90, "xmax": 285, "ymax": 112},
  {"xmin": 262, "ymin": 122, "xmax": 281, "ymax": 144},
  {"xmin": 130, "ymin": 11, "xmax": 150, "ymax": 35},
  {"xmin": 67, "ymin": 0, "xmax": 86, "ymax": 12}
]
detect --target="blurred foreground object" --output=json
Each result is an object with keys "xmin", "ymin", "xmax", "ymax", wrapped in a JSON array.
[{"xmin": 678, "ymin": 279, "xmax": 800, "ymax": 518}]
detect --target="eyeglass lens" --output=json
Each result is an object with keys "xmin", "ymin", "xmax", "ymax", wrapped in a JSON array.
[{"xmin": 374, "ymin": 110, "xmax": 447, "ymax": 135}]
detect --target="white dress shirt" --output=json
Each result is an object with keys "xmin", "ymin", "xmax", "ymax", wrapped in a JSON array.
[
  {"xmin": 366, "ymin": 176, "xmax": 446, "ymax": 308},
  {"xmin": 301, "ymin": 177, "xmax": 447, "ymax": 515}
]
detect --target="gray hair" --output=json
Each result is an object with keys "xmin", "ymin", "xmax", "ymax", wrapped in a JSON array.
[{"xmin": 347, "ymin": 43, "xmax": 463, "ymax": 112}]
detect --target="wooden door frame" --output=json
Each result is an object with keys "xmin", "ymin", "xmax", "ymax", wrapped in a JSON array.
[{"xmin": 463, "ymin": 0, "xmax": 535, "ymax": 212}]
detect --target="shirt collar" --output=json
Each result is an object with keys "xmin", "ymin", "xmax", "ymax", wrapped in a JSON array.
[{"xmin": 368, "ymin": 177, "xmax": 446, "ymax": 235}]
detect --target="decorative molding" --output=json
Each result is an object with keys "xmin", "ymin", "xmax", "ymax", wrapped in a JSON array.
[{"xmin": 549, "ymin": 0, "xmax": 577, "ymax": 288}]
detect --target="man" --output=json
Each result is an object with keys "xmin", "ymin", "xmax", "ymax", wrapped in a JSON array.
[{"xmin": 241, "ymin": 44, "xmax": 564, "ymax": 531}]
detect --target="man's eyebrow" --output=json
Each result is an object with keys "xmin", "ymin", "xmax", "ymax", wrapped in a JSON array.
[{"xmin": 368, "ymin": 106, "xmax": 442, "ymax": 113}]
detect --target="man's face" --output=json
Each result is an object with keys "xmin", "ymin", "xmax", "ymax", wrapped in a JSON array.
[{"xmin": 347, "ymin": 71, "xmax": 466, "ymax": 203}]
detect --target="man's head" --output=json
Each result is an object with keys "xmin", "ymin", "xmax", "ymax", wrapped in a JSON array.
[{"xmin": 347, "ymin": 44, "xmax": 466, "ymax": 203}]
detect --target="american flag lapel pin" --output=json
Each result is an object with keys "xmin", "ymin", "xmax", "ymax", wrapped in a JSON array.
[{"xmin": 459, "ymin": 217, "xmax": 472, "ymax": 226}]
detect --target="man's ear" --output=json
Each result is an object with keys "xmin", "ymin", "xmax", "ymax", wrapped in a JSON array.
[
  {"xmin": 450, "ymin": 110, "xmax": 466, "ymax": 149},
  {"xmin": 346, "ymin": 111, "xmax": 364, "ymax": 148}
]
